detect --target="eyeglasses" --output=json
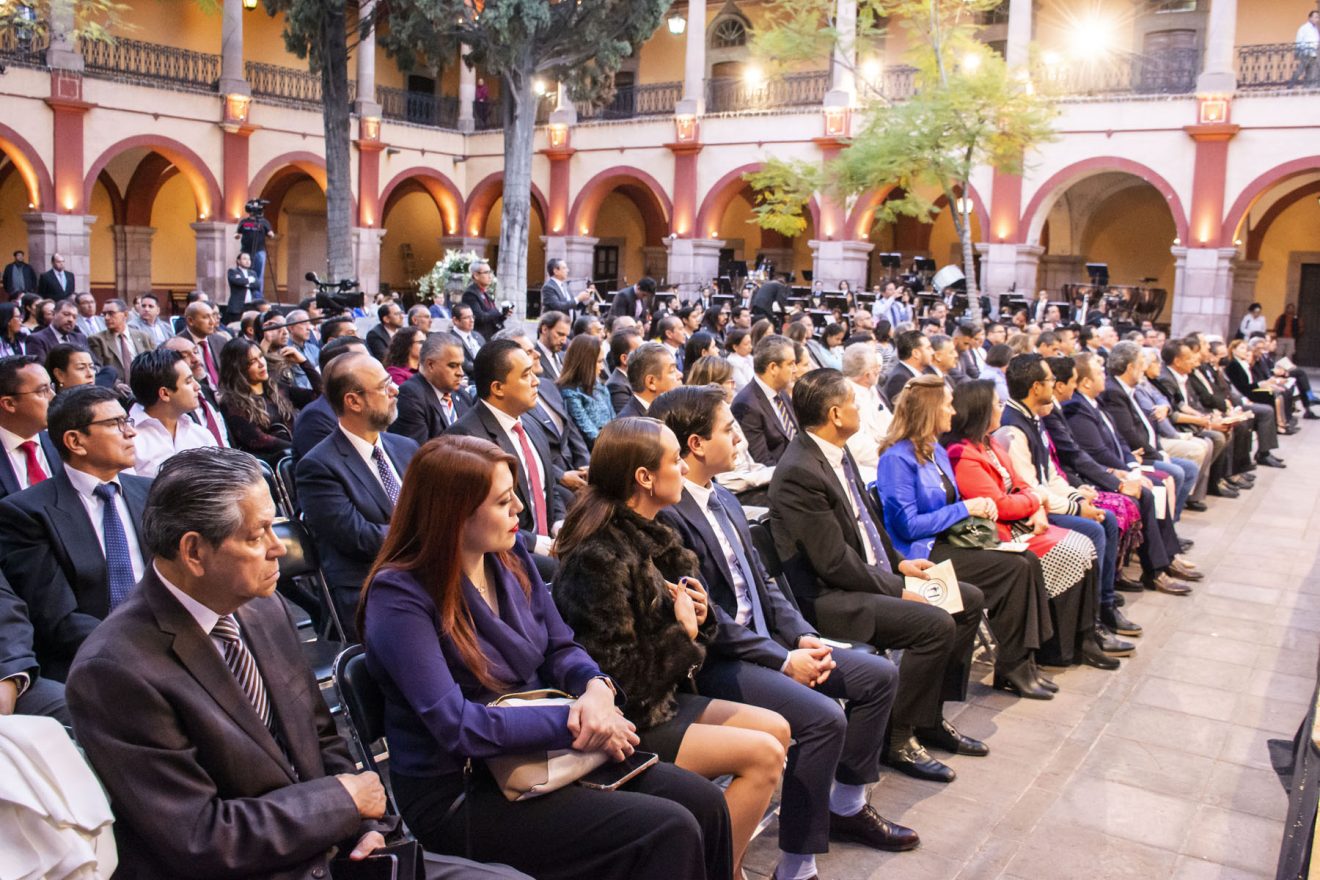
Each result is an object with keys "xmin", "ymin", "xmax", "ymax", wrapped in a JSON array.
[
  {"xmin": 4, "ymin": 383, "xmax": 55, "ymax": 399},
  {"xmin": 79, "ymin": 416, "xmax": 133, "ymax": 435}
]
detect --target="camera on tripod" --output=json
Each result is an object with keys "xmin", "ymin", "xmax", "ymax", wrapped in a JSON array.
[{"xmin": 304, "ymin": 272, "xmax": 365, "ymax": 315}]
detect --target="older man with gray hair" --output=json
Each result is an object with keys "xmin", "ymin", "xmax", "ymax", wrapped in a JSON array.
[
  {"xmin": 462, "ymin": 259, "xmax": 505, "ymax": 339},
  {"xmin": 842, "ymin": 342, "xmax": 893, "ymax": 472}
]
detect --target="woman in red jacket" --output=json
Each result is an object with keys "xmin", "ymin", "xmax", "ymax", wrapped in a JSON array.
[{"xmin": 945, "ymin": 380, "xmax": 1106, "ymax": 670}]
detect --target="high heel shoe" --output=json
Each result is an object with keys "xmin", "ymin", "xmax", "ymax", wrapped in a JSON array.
[
  {"xmin": 1028, "ymin": 656, "xmax": 1059, "ymax": 693},
  {"xmin": 994, "ymin": 660, "xmax": 1054, "ymax": 700}
]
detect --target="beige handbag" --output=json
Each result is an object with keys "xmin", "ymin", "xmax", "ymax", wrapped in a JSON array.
[{"xmin": 484, "ymin": 689, "xmax": 609, "ymax": 801}]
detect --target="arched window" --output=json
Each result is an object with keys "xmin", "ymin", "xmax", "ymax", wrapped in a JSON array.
[{"xmin": 710, "ymin": 17, "xmax": 747, "ymax": 49}]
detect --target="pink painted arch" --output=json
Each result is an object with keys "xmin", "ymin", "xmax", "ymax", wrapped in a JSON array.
[
  {"xmin": 1019, "ymin": 158, "xmax": 1189, "ymax": 247},
  {"xmin": 83, "ymin": 135, "xmax": 222, "ymax": 221},
  {"xmin": 1221, "ymin": 156, "xmax": 1320, "ymax": 248},
  {"xmin": 694, "ymin": 163, "xmax": 820, "ymax": 242},
  {"xmin": 0, "ymin": 123, "xmax": 54, "ymax": 211},
  {"xmin": 567, "ymin": 166, "xmax": 673, "ymax": 244}
]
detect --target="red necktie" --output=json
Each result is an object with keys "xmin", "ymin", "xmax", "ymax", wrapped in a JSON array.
[
  {"xmin": 512, "ymin": 422, "xmax": 548, "ymax": 536},
  {"xmin": 200, "ymin": 400, "xmax": 225, "ymax": 446},
  {"xmin": 200, "ymin": 339, "xmax": 218, "ymax": 387},
  {"xmin": 18, "ymin": 440, "xmax": 47, "ymax": 486}
]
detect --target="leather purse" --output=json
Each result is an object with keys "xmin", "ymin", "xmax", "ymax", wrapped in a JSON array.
[
  {"xmin": 484, "ymin": 689, "xmax": 608, "ymax": 801},
  {"xmin": 940, "ymin": 515, "xmax": 1000, "ymax": 550}
]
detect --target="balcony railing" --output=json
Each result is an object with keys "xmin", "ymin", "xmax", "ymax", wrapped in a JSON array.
[
  {"xmin": 706, "ymin": 70, "xmax": 830, "ymax": 113},
  {"xmin": 82, "ymin": 37, "xmax": 220, "ymax": 92},
  {"xmin": 578, "ymin": 81, "xmax": 682, "ymax": 120},
  {"xmin": 0, "ymin": 25, "xmax": 47, "ymax": 69},
  {"xmin": 377, "ymin": 86, "xmax": 459, "ymax": 128},
  {"xmin": 473, "ymin": 98, "xmax": 502, "ymax": 130},
  {"xmin": 246, "ymin": 60, "xmax": 355, "ymax": 109},
  {"xmin": 858, "ymin": 65, "xmax": 918, "ymax": 102},
  {"xmin": 1035, "ymin": 48, "xmax": 1199, "ymax": 97},
  {"xmin": 1237, "ymin": 43, "xmax": 1320, "ymax": 90}
]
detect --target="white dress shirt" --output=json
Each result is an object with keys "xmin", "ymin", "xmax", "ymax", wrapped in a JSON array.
[
  {"xmin": 845, "ymin": 379, "xmax": 893, "ymax": 471},
  {"xmin": 64, "ymin": 465, "xmax": 147, "ymax": 585},
  {"xmin": 1297, "ymin": 20, "xmax": 1319, "ymax": 51},
  {"xmin": 807, "ymin": 431, "xmax": 877, "ymax": 565},
  {"xmin": 727, "ymin": 353, "xmax": 755, "ymax": 391},
  {"xmin": 339, "ymin": 424, "xmax": 400, "ymax": 497},
  {"xmin": 156, "ymin": 564, "xmax": 224, "ymax": 658},
  {"xmin": 0, "ymin": 424, "xmax": 51, "ymax": 491},
  {"xmin": 128, "ymin": 402, "xmax": 218, "ymax": 478},
  {"xmin": 481, "ymin": 401, "xmax": 552, "ymax": 552},
  {"xmin": 684, "ymin": 478, "xmax": 754, "ymax": 626}
]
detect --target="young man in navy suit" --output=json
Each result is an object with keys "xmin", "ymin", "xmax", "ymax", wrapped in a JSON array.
[{"xmin": 730, "ymin": 335, "xmax": 799, "ymax": 466}]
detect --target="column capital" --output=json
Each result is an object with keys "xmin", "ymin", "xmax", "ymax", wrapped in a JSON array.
[
  {"xmin": 1183, "ymin": 122, "xmax": 1240, "ymax": 143},
  {"xmin": 539, "ymin": 146, "xmax": 576, "ymax": 161},
  {"xmin": 665, "ymin": 142, "xmax": 704, "ymax": 157}
]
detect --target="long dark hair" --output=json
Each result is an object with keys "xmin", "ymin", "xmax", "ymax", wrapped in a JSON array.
[
  {"xmin": 682, "ymin": 331, "xmax": 716, "ymax": 379},
  {"xmin": 361, "ymin": 435, "xmax": 531, "ymax": 692},
  {"xmin": 384, "ymin": 326, "xmax": 423, "ymax": 369},
  {"xmin": 557, "ymin": 333, "xmax": 603, "ymax": 394},
  {"xmin": 0, "ymin": 303, "xmax": 21, "ymax": 345},
  {"xmin": 944, "ymin": 379, "xmax": 999, "ymax": 447},
  {"xmin": 553, "ymin": 417, "xmax": 667, "ymax": 561},
  {"xmin": 218, "ymin": 337, "xmax": 293, "ymax": 428}
]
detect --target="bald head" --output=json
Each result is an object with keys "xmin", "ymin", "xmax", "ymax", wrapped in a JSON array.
[
  {"xmin": 326, "ymin": 352, "xmax": 397, "ymax": 432},
  {"xmin": 163, "ymin": 335, "xmax": 204, "ymax": 381},
  {"xmin": 184, "ymin": 301, "xmax": 218, "ymax": 337}
]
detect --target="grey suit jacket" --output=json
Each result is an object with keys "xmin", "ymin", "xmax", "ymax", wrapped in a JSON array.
[{"xmin": 88, "ymin": 327, "xmax": 156, "ymax": 381}]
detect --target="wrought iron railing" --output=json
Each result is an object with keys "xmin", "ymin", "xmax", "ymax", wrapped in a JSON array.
[
  {"xmin": 1236, "ymin": 42, "xmax": 1320, "ymax": 90},
  {"xmin": 575, "ymin": 81, "xmax": 682, "ymax": 120},
  {"xmin": 0, "ymin": 24, "xmax": 47, "ymax": 69},
  {"xmin": 1034, "ymin": 48, "xmax": 1199, "ymax": 97},
  {"xmin": 858, "ymin": 65, "xmax": 917, "ymax": 102},
  {"xmin": 377, "ymin": 85, "xmax": 459, "ymax": 128},
  {"xmin": 706, "ymin": 69, "xmax": 830, "ymax": 113},
  {"xmin": 81, "ymin": 37, "xmax": 220, "ymax": 92},
  {"xmin": 246, "ymin": 60, "xmax": 355, "ymax": 109},
  {"xmin": 473, "ymin": 97, "xmax": 502, "ymax": 130}
]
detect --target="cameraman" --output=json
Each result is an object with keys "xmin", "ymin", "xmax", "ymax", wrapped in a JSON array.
[
  {"xmin": 462, "ymin": 260, "xmax": 507, "ymax": 339},
  {"xmin": 234, "ymin": 200, "xmax": 275, "ymax": 299}
]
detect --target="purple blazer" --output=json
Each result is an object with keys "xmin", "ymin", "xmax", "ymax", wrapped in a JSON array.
[{"xmin": 363, "ymin": 542, "xmax": 604, "ymax": 778}]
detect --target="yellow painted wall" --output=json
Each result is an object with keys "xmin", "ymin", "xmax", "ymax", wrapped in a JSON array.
[
  {"xmin": 719, "ymin": 191, "xmax": 763, "ymax": 262},
  {"xmin": 88, "ymin": 182, "xmax": 115, "ymax": 286},
  {"xmin": 273, "ymin": 178, "xmax": 326, "ymax": 289},
  {"xmin": 1079, "ymin": 184, "xmax": 1175, "ymax": 306},
  {"xmin": 1256, "ymin": 196, "xmax": 1320, "ymax": 318},
  {"xmin": 596, "ymin": 191, "xmax": 648, "ymax": 285},
  {"xmin": 379, "ymin": 189, "xmax": 444, "ymax": 288},
  {"xmin": 0, "ymin": 172, "xmax": 29, "ymax": 272},
  {"xmin": 928, "ymin": 207, "xmax": 982, "ymax": 270},
  {"xmin": 1033, "ymin": 0, "xmax": 1141, "ymax": 55},
  {"xmin": 119, "ymin": 0, "xmax": 218, "ymax": 53},
  {"xmin": 149, "ymin": 172, "xmax": 197, "ymax": 287},
  {"xmin": 1235, "ymin": 1, "xmax": 1317, "ymax": 47},
  {"xmin": 637, "ymin": 25, "xmax": 689, "ymax": 84}
]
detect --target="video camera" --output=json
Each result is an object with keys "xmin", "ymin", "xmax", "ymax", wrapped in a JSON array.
[
  {"xmin": 244, "ymin": 198, "xmax": 270, "ymax": 218},
  {"xmin": 304, "ymin": 271, "xmax": 365, "ymax": 315}
]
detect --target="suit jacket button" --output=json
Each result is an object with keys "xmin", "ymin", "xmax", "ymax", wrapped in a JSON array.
[{"xmin": 312, "ymin": 867, "xmax": 326, "ymax": 878}]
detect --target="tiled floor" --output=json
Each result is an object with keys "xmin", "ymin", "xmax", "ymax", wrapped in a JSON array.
[{"xmin": 744, "ymin": 424, "xmax": 1319, "ymax": 879}]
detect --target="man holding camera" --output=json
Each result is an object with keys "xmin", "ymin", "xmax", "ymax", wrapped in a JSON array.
[
  {"xmin": 463, "ymin": 260, "xmax": 508, "ymax": 340},
  {"xmin": 234, "ymin": 200, "xmax": 275, "ymax": 301}
]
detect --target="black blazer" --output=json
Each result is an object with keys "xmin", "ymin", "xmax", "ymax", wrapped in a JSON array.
[
  {"xmin": 1099, "ymin": 378, "xmax": 1159, "ymax": 459},
  {"xmin": 881, "ymin": 363, "xmax": 923, "ymax": 407},
  {"xmin": 1153, "ymin": 366, "xmax": 1205, "ymax": 416},
  {"xmin": 296, "ymin": 429, "xmax": 418, "ymax": 593},
  {"xmin": 616, "ymin": 395, "xmax": 648, "ymax": 419},
  {"xmin": 176, "ymin": 328, "xmax": 229, "ymax": 370},
  {"xmin": 750, "ymin": 281, "xmax": 791, "ymax": 321},
  {"xmin": 540, "ymin": 278, "xmax": 573, "ymax": 316},
  {"xmin": 461, "ymin": 283, "xmax": 505, "ymax": 340},
  {"xmin": 606, "ymin": 368, "xmax": 632, "ymax": 415},
  {"xmin": 454, "ymin": 330, "xmax": 485, "ymax": 376},
  {"xmin": 0, "ymin": 431, "xmax": 65, "ymax": 499},
  {"xmin": 0, "ymin": 469, "xmax": 151, "ymax": 680},
  {"xmin": 25, "ymin": 325, "xmax": 88, "ymax": 364},
  {"xmin": 36, "ymin": 268, "xmax": 75, "ymax": 301},
  {"xmin": 731, "ymin": 380, "xmax": 796, "ymax": 466},
  {"xmin": 225, "ymin": 266, "xmax": 260, "ymax": 320},
  {"xmin": 608, "ymin": 285, "xmax": 648, "ymax": 324},
  {"xmin": 65, "ymin": 570, "xmax": 386, "ymax": 880},
  {"xmin": 1225, "ymin": 358, "xmax": 1271, "ymax": 405},
  {"xmin": 658, "ymin": 485, "xmax": 812, "ymax": 669},
  {"xmin": 388, "ymin": 372, "xmax": 469, "ymax": 446},
  {"xmin": 1062, "ymin": 396, "xmax": 1132, "ymax": 471},
  {"xmin": 1041, "ymin": 409, "xmax": 1119, "ymax": 491},
  {"xmin": 446, "ymin": 402, "xmax": 565, "ymax": 552},
  {"xmin": 768, "ymin": 433, "xmax": 905, "ymax": 624},
  {"xmin": 365, "ymin": 324, "xmax": 393, "ymax": 362},
  {"xmin": 2, "ymin": 260, "xmax": 37, "ymax": 295},
  {"xmin": 0, "ymin": 570, "xmax": 38, "ymax": 684},
  {"xmin": 290, "ymin": 395, "xmax": 336, "ymax": 461}
]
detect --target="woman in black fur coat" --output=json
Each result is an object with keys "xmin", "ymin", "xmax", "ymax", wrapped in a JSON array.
[{"xmin": 554, "ymin": 417, "xmax": 790, "ymax": 874}]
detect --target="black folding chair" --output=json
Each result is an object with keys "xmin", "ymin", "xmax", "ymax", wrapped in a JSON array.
[
  {"xmin": 273, "ymin": 517, "xmax": 348, "ymax": 700},
  {"xmin": 257, "ymin": 459, "xmax": 288, "ymax": 517},
  {"xmin": 275, "ymin": 454, "xmax": 300, "ymax": 518},
  {"xmin": 333, "ymin": 644, "xmax": 401, "ymax": 819}
]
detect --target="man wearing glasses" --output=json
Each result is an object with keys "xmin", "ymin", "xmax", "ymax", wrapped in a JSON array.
[
  {"xmin": 0, "ymin": 384, "xmax": 150, "ymax": 681},
  {"xmin": 462, "ymin": 260, "xmax": 507, "ymax": 340},
  {"xmin": 0, "ymin": 356, "xmax": 65, "ymax": 499}
]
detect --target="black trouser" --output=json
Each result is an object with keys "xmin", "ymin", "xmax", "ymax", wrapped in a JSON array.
[
  {"xmin": 394, "ymin": 762, "xmax": 733, "ymax": 880},
  {"xmin": 1228, "ymin": 421, "xmax": 1253, "ymax": 474},
  {"xmin": 1135, "ymin": 485, "xmax": 1175, "ymax": 575},
  {"xmin": 696, "ymin": 649, "xmax": 898, "ymax": 854},
  {"xmin": 812, "ymin": 582, "xmax": 984, "ymax": 730},
  {"xmin": 928, "ymin": 543, "xmax": 1046, "ymax": 669},
  {"xmin": 15, "ymin": 676, "xmax": 70, "ymax": 725},
  {"xmin": 1243, "ymin": 401, "xmax": 1278, "ymax": 454}
]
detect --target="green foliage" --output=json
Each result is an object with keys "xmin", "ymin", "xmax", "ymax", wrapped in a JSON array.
[
  {"xmin": 0, "ymin": 0, "xmax": 130, "ymax": 43},
  {"xmin": 743, "ymin": 160, "xmax": 822, "ymax": 238}
]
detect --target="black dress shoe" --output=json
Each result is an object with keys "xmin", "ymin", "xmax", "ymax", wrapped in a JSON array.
[
  {"xmin": 829, "ymin": 805, "xmax": 921, "ymax": 852},
  {"xmin": 1178, "ymin": 538, "xmax": 1195, "ymax": 552},
  {"xmin": 993, "ymin": 660, "xmax": 1054, "ymax": 700},
  {"xmin": 1256, "ymin": 453, "xmax": 1286, "ymax": 468},
  {"xmin": 1185, "ymin": 499, "xmax": 1208, "ymax": 512},
  {"xmin": 1095, "ymin": 624, "xmax": 1136, "ymax": 656},
  {"xmin": 1115, "ymin": 575, "xmax": 1145, "ymax": 593},
  {"xmin": 1029, "ymin": 656, "xmax": 1059, "ymax": 692},
  {"xmin": 1305, "ymin": 409, "xmax": 1320, "ymax": 420},
  {"xmin": 1113, "ymin": 592, "xmax": 1126, "ymax": 607},
  {"xmin": 1227, "ymin": 475, "xmax": 1254, "ymax": 490},
  {"xmin": 1209, "ymin": 482, "xmax": 1240, "ymax": 498},
  {"xmin": 1143, "ymin": 572, "xmax": 1192, "ymax": 595},
  {"xmin": 1166, "ymin": 560, "xmax": 1204, "ymax": 581},
  {"xmin": 916, "ymin": 719, "xmax": 990, "ymax": 757},
  {"xmin": 1280, "ymin": 424, "xmax": 1301, "ymax": 435},
  {"xmin": 1082, "ymin": 638, "xmax": 1121, "ymax": 670},
  {"xmin": 885, "ymin": 737, "xmax": 956, "ymax": 783},
  {"xmin": 1239, "ymin": 470, "xmax": 1257, "ymax": 480},
  {"xmin": 1101, "ymin": 604, "xmax": 1143, "ymax": 637}
]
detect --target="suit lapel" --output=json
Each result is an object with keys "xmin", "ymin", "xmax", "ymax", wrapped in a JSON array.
[
  {"xmin": 797, "ymin": 436, "xmax": 860, "ymax": 554},
  {"xmin": 756, "ymin": 385, "xmax": 789, "ymax": 445},
  {"xmin": 477, "ymin": 405, "xmax": 532, "ymax": 515},
  {"xmin": 332, "ymin": 431, "xmax": 392, "ymax": 518},
  {"xmin": 675, "ymin": 490, "xmax": 737, "ymax": 591},
  {"xmin": 0, "ymin": 454, "xmax": 18, "ymax": 497},
  {"xmin": 49, "ymin": 474, "xmax": 109, "ymax": 616},
  {"xmin": 236, "ymin": 598, "xmax": 317, "ymax": 779}
]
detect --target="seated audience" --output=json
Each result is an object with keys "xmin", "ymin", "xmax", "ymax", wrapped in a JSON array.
[
  {"xmin": 298, "ymin": 353, "xmax": 417, "ymax": 637},
  {"xmin": 127, "ymin": 349, "xmax": 217, "ymax": 477},
  {"xmin": 770, "ymin": 369, "xmax": 987, "ymax": 784},
  {"xmin": 652, "ymin": 386, "xmax": 917, "ymax": 877},
  {"xmin": 881, "ymin": 329, "xmax": 932, "ymax": 403},
  {"xmin": 553, "ymin": 418, "xmax": 789, "ymax": 874},
  {"xmin": 536, "ymin": 311, "xmax": 570, "ymax": 381},
  {"xmin": 366, "ymin": 301, "xmax": 403, "ymax": 361},
  {"xmin": 1202, "ymin": 336, "xmax": 1286, "ymax": 464},
  {"xmin": 725, "ymin": 327, "xmax": 755, "ymax": 391},
  {"xmin": 25, "ymin": 299, "xmax": 86, "ymax": 363},
  {"xmin": 45, "ymin": 343, "xmax": 96, "ymax": 392},
  {"xmin": 0, "ymin": 355, "xmax": 64, "ymax": 498},
  {"xmin": 217, "ymin": 337, "xmax": 299, "ymax": 465},
  {"xmin": 1152, "ymin": 338, "xmax": 1246, "ymax": 498},
  {"xmin": 686, "ymin": 356, "xmax": 774, "ymax": 505},
  {"xmin": 451, "ymin": 303, "xmax": 485, "ymax": 376},
  {"xmin": 842, "ymin": 342, "xmax": 894, "ymax": 472},
  {"xmin": 390, "ymin": 332, "xmax": 470, "ymax": 444},
  {"xmin": 161, "ymin": 335, "xmax": 230, "ymax": 448},
  {"xmin": 619, "ymin": 341, "xmax": 682, "ymax": 418},
  {"xmin": 731, "ymin": 334, "xmax": 800, "ymax": 466},
  {"xmin": 362, "ymin": 435, "xmax": 733, "ymax": 880},
  {"xmin": 87, "ymin": 298, "xmax": 153, "ymax": 384},
  {"xmin": 0, "ymin": 302, "xmax": 27, "ymax": 357},
  {"xmin": 1133, "ymin": 350, "xmax": 1215, "ymax": 509},
  {"xmin": 290, "ymin": 335, "xmax": 370, "ymax": 460},
  {"xmin": 178, "ymin": 300, "xmax": 227, "ymax": 388},
  {"xmin": 606, "ymin": 327, "xmax": 643, "ymax": 413},
  {"xmin": 0, "ymin": 569, "xmax": 69, "ymax": 723},
  {"xmin": 558, "ymin": 333, "xmax": 614, "ymax": 446},
  {"xmin": 257, "ymin": 313, "xmax": 322, "ymax": 405},
  {"xmin": 684, "ymin": 331, "xmax": 720, "ymax": 381},
  {"xmin": 406, "ymin": 303, "xmax": 432, "ymax": 334},
  {"xmin": 926, "ymin": 334, "xmax": 960, "ymax": 393},
  {"xmin": 383, "ymin": 325, "xmax": 424, "ymax": 386},
  {"xmin": 0, "ymin": 385, "xmax": 149, "ymax": 680}
]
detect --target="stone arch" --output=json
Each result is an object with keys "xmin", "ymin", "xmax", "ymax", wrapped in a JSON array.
[
  {"xmin": 567, "ymin": 166, "xmax": 672, "ymax": 244},
  {"xmin": 694, "ymin": 162, "xmax": 821, "ymax": 241},
  {"xmin": 83, "ymin": 135, "xmax": 221, "ymax": 221},
  {"xmin": 462, "ymin": 172, "xmax": 548, "ymax": 238},
  {"xmin": 378, "ymin": 166, "xmax": 463, "ymax": 237},
  {"xmin": 1222, "ymin": 156, "xmax": 1320, "ymax": 249},
  {"xmin": 0, "ymin": 123, "xmax": 54, "ymax": 211},
  {"xmin": 1020, "ymin": 157, "xmax": 1189, "ymax": 247}
]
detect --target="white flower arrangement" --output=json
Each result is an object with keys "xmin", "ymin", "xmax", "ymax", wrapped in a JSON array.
[{"xmin": 417, "ymin": 249, "xmax": 498, "ymax": 300}]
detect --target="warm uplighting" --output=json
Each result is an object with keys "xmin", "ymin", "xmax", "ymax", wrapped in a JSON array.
[
  {"xmin": 242, "ymin": 0, "xmax": 258, "ymax": 10},
  {"xmin": 1198, "ymin": 96, "xmax": 1228, "ymax": 125},
  {"xmin": 224, "ymin": 93, "xmax": 251, "ymax": 125},
  {"xmin": 1173, "ymin": 237, "xmax": 1182, "ymax": 246},
  {"xmin": 1234, "ymin": 238, "xmax": 1243, "ymax": 247},
  {"xmin": 955, "ymin": 197, "xmax": 973, "ymax": 215},
  {"xmin": 361, "ymin": 115, "xmax": 381, "ymax": 141},
  {"xmin": 674, "ymin": 113, "xmax": 697, "ymax": 142},
  {"xmin": 667, "ymin": 13, "xmax": 686, "ymax": 35},
  {"xmin": 547, "ymin": 122, "xmax": 568, "ymax": 148},
  {"xmin": 823, "ymin": 105, "xmax": 848, "ymax": 137}
]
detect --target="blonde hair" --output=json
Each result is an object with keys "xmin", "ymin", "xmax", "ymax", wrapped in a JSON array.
[{"xmin": 879, "ymin": 374, "xmax": 948, "ymax": 464}]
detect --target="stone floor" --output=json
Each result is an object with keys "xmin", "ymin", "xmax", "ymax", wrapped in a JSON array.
[{"xmin": 744, "ymin": 424, "xmax": 1320, "ymax": 880}]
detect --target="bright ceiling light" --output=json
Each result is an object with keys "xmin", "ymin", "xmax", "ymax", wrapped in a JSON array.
[
  {"xmin": 744, "ymin": 64, "xmax": 764, "ymax": 86},
  {"xmin": 1042, "ymin": 50, "xmax": 1062, "ymax": 67},
  {"xmin": 667, "ymin": 14, "xmax": 686, "ymax": 35}
]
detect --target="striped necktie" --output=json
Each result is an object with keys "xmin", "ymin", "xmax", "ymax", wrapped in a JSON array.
[
  {"xmin": 772, "ymin": 393, "xmax": 797, "ymax": 438},
  {"xmin": 211, "ymin": 614, "xmax": 273, "ymax": 730}
]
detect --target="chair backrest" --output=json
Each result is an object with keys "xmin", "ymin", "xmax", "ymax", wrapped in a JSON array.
[
  {"xmin": 748, "ymin": 521, "xmax": 782, "ymax": 578},
  {"xmin": 272, "ymin": 517, "xmax": 320, "ymax": 581},
  {"xmin": 275, "ymin": 454, "xmax": 299, "ymax": 516},
  {"xmin": 333, "ymin": 645, "xmax": 399, "ymax": 816},
  {"xmin": 272, "ymin": 517, "xmax": 346, "ymax": 642},
  {"xmin": 257, "ymin": 459, "xmax": 287, "ymax": 516}
]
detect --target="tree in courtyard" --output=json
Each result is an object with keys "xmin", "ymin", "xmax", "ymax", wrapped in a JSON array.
[
  {"xmin": 746, "ymin": 0, "xmax": 1057, "ymax": 319},
  {"xmin": 380, "ymin": 0, "xmax": 672, "ymax": 310},
  {"xmin": 0, "ymin": 0, "xmax": 125, "ymax": 47}
]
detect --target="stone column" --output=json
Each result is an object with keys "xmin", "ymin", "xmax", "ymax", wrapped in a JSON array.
[
  {"xmin": 810, "ymin": 239, "xmax": 873, "ymax": 291},
  {"xmin": 24, "ymin": 212, "xmax": 94, "ymax": 293},
  {"xmin": 111, "ymin": 225, "xmax": 156, "ymax": 299},
  {"xmin": 1170, "ymin": 246, "xmax": 1238, "ymax": 336},
  {"xmin": 355, "ymin": 0, "xmax": 381, "ymax": 116},
  {"xmin": 1005, "ymin": 0, "xmax": 1033, "ymax": 69},
  {"xmin": 45, "ymin": 0, "xmax": 83, "ymax": 72},
  {"xmin": 218, "ymin": 0, "xmax": 248, "ymax": 96},
  {"xmin": 977, "ymin": 242, "xmax": 1044, "ymax": 311},
  {"xmin": 351, "ymin": 227, "xmax": 385, "ymax": 300},
  {"xmin": 553, "ymin": 82, "xmax": 577, "ymax": 126},
  {"xmin": 830, "ymin": 0, "xmax": 856, "ymax": 98},
  {"xmin": 679, "ymin": 0, "xmax": 706, "ymax": 115},
  {"xmin": 541, "ymin": 236, "xmax": 599, "ymax": 287},
  {"xmin": 191, "ymin": 221, "xmax": 230, "ymax": 303},
  {"xmin": 1229, "ymin": 258, "xmax": 1262, "ymax": 331},
  {"xmin": 458, "ymin": 48, "xmax": 476, "ymax": 132},
  {"xmin": 666, "ymin": 237, "xmax": 724, "ymax": 289},
  {"xmin": 1197, "ymin": 0, "xmax": 1238, "ymax": 95}
]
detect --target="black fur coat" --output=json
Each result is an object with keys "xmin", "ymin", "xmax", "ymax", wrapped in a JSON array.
[{"xmin": 553, "ymin": 507, "xmax": 715, "ymax": 729}]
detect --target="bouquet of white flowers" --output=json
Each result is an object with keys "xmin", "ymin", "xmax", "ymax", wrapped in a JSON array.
[{"xmin": 417, "ymin": 249, "xmax": 497, "ymax": 301}]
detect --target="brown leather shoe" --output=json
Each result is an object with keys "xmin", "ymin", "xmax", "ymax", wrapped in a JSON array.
[
  {"xmin": 1143, "ymin": 572, "xmax": 1192, "ymax": 595},
  {"xmin": 1166, "ymin": 560, "xmax": 1203, "ymax": 582},
  {"xmin": 829, "ymin": 804, "xmax": 921, "ymax": 852}
]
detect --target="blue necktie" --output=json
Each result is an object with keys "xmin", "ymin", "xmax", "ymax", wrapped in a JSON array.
[
  {"xmin": 840, "ymin": 454, "xmax": 893, "ymax": 572},
  {"xmin": 707, "ymin": 492, "xmax": 768, "ymax": 635},
  {"xmin": 93, "ymin": 482, "xmax": 136, "ymax": 609}
]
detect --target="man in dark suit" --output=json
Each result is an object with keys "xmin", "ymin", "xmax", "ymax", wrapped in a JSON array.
[
  {"xmin": 297, "ymin": 354, "xmax": 418, "ymax": 635},
  {"xmin": 24, "ymin": 298, "xmax": 87, "ymax": 363},
  {"xmin": 462, "ymin": 260, "xmax": 506, "ymax": 340},
  {"xmin": 160, "ymin": 336, "xmax": 230, "ymax": 447},
  {"xmin": 390, "ymin": 332, "xmax": 470, "ymax": 445},
  {"xmin": 497, "ymin": 329, "xmax": 590, "ymax": 498},
  {"xmin": 770, "ymin": 369, "xmax": 987, "ymax": 784},
  {"xmin": 0, "ymin": 571, "xmax": 69, "ymax": 722},
  {"xmin": 35, "ymin": 253, "xmax": 75, "ymax": 301},
  {"xmin": 535, "ymin": 311, "xmax": 570, "ymax": 381},
  {"xmin": 0, "ymin": 355, "xmax": 65, "ymax": 499},
  {"xmin": 365, "ymin": 301, "xmax": 403, "ymax": 362},
  {"xmin": 541, "ymin": 258, "xmax": 588, "ymax": 316},
  {"xmin": 953, "ymin": 320, "xmax": 983, "ymax": 380},
  {"xmin": 225, "ymin": 251, "xmax": 261, "ymax": 323},
  {"xmin": 1188, "ymin": 333, "xmax": 1281, "ymax": 469},
  {"xmin": 750, "ymin": 280, "xmax": 793, "ymax": 325},
  {"xmin": 652, "ymin": 387, "xmax": 917, "ymax": 871},
  {"xmin": 2, "ymin": 249, "xmax": 37, "ymax": 297},
  {"xmin": 731, "ymin": 334, "xmax": 799, "ymax": 466},
  {"xmin": 88, "ymin": 297, "xmax": 155, "ymax": 383},
  {"xmin": 606, "ymin": 327, "xmax": 642, "ymax": 414},
  {"xmin": 178, "ymin": 301, "xmax": 228, "ymax": 389},
  {"xmin": 289, "ymin": 336, "xmax": 369, "ymax": 460},
  {"xmin": 0, "ymin": 385, "xmax": 150, "ymax": 681},
  {"xmin": 446, "ymin": 339, "xmax": 561, "ymax": 580},
  {"xmin": 1207, "ymin": 337, "xmax": 1285, "ymax": 466},
  {"xmin": 927, "ymin": 333, "xmax": 960, "ymax": 393},
  {"xmin": 881, "ymin": 329, "xmax": 933, "ymax": 404},
  {"xmin": 1152, "ymin": 338, "xmax": 1244, "ymax": 497},
  {"xmin": 608, "ymin": 276, "xmax": 655, "ymax": 326},
  {"xmin": 617, "ymin": 341, "xmax": 681, "ymax": 419},
  {"xmin": 451, "ymin": 303, "xmax": 486, "ymax": 377}
]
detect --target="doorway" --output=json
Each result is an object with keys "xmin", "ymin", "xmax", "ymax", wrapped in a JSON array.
[{"xmin": 1296, "ymin": 263, "xmax": 1320, "ymax": 367}]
